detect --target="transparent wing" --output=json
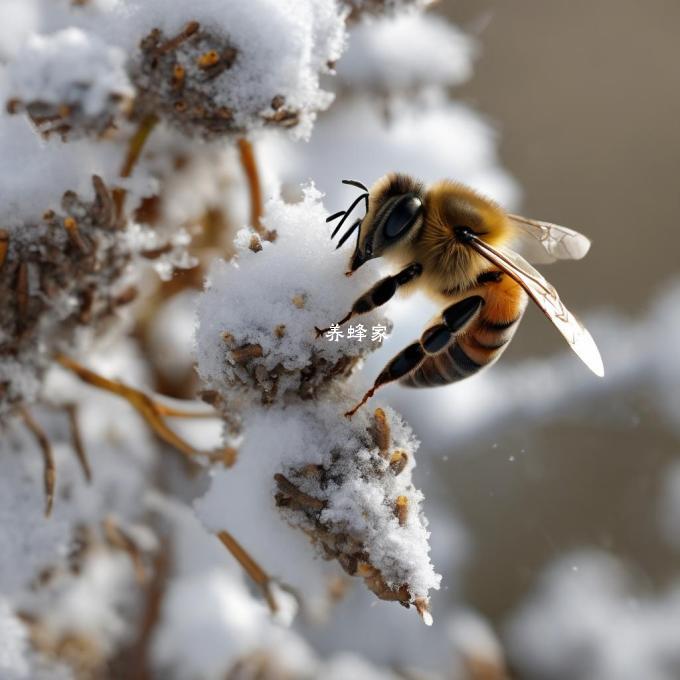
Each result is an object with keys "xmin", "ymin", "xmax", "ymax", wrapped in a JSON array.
[
  {"xmin": 469, "ymin": 238, "xmax": 604, "ymax": 377},
  {"xmin": 508, "ymin": 214, "xmax": 592, "ymax": 264}
]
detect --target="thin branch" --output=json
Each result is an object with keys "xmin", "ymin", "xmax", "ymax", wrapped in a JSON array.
[
  {"xmin": 65, "ymin": 403, "xmax": 92, "ymax": 483},
  {"xmin": 113, "ymin": 114, "xmax": 159, "ymax": 218},
  {"xmin": 54, "ymin": 353, "xmax": 235, "ymax": 463},
  {"xmin": 104, "ymin": 516, "xmax": 147, "ymax": 583},
  {"xmin": 0, "ymin": 229, "xmax": 8, "ymax": 269},
  {"xmin": 120, "ymin": 114, "xmax": 159, "ymax": 180},
  {"xmin": 238, "ymin": 138, "xmax": 272, "ymax": 239},
  {"xmin": 19, "ymin": 407, "xmax": 56, "ymax": 517},
  {"xmin": 152, "ymin": 403, "xmax": 217, "ymax": 419},
  {"xmin": 217, "ymin": 530, "xmax": 278, "ymax": 613}
]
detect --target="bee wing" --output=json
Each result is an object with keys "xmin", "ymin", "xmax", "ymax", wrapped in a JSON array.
[
  {"xmin": 468, "ymin": 238, "xmax": 604, "ymax": 377},
  {"xmin": 508, "ymin": 214, "xmax": 592, "ymax": 264}
]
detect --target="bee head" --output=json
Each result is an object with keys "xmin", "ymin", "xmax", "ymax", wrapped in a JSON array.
[{"xmin": 348, "ymin": 173, "xmax": 425, "ymax": 272}]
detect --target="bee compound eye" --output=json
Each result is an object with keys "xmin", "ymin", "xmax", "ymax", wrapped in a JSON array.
[{"xmin": 383, "ymin": 194, "xmax": 423, "ymax": 239}]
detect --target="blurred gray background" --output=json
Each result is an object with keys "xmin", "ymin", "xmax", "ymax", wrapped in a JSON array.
[{"xmin": 432, "ymin": 0, "xmax": 680, "ymax": 623}]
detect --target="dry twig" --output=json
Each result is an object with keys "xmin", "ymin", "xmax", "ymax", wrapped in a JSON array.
[
  {"xmin": 238, "ymin": 138, "xmax": 274, "ymax": 240},
  {"xmin": 65, "ymin": 403, "xmax": 92, "ymax": 483},
  {"xmin": 55, "ymin": 353, "xmax": 234, "ymax": 462},
  {"xmin": 19, "ymin": 406, "xmax": 56, "ymax": 517},
  {"xmin": 217, "ymin": 530, "xmax": 279, "ymax": 614},
  {"xmin": 113, "ymin": 113, "xmax": 159, "ymax": 217}
]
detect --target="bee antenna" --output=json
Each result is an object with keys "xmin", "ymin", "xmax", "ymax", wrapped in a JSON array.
[
  {"xmin": 336, "ymin": 218, "xmax": 361, "ymax": 249},
  {"xmin": 342, "ymin": 179, "xmax": 369, "ymax": 192},
  {"xmin": 331, "ymin": 193, "xmax": 369, "ymax": 239},
  {"xmin": 326, "ymin": 210, "xmax": 345, "ymax": 223}
]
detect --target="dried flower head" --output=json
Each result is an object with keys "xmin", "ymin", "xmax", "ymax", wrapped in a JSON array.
[
  {"xmin": 195, "ymin": 187, "xmax": 439, "ymax": 619},
  {"xmin": 195, "ymin": 187, "xmax": 390, "ymax": 409},
  {"xmin": 0, "ymin": 176, "xmax": 134, "ymax": 415},
  {"xmin": 132, "ymin": 22, "xmax": 241, "ymax": 138},
  {"xmin": 128, "ymin": 1, "xmax": 345, "ymax": 140},
  {"xmin": 6, "ymin": 29, "xmax": 134, "ymax": 140},
  {"xmin": 274, "ymin": 404, "xmax": 439, "ymax": 618}
]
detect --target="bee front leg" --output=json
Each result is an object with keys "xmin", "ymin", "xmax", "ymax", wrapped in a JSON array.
[
  {"xmin": 344, "ymin": 295, "xmax": 484, "ymax": 417},
  {"xmin": 315, "ymin": 263, "xmax": 422, "ymax": 338}
]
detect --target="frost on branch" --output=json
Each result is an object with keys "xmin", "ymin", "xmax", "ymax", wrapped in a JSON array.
[
  {"xmin": 195, "ymin": 188, "xmax": 440, "ymax": 618},
  {"xmin": 124, "ymin": 0, "xmax": 346, "ymax": 139},
  {"xmin": 6, "ymin": 28, "xmax": 133, "ymax": 140}
]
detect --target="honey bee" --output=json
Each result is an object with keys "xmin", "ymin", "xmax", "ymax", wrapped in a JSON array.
[{"xmin": 317, "ymin": 173, "xmax": 604, "ymax": 418}]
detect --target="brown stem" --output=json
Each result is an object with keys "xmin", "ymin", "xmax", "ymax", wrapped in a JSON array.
[
  {"xmin": 104, "ymin": 516, "xmax": 147, "ymax": 583},
  {"xmin": 113, "ymin": 114, "xmax": 159, "ymax": 218},
  {"xmin": 54, "ymin": 353, "xmax": 234, "ymax": 463},
  {"xmin": 0, "ymin": 229, "xmax": 8, "ymax": 269},
  {"xmin": 15, "ymin": 262, "xmax": 29, "ymax": 328},
  {"xmin": 19, "ymin": 407, "xmax": 56, "ymax": 517},
  {"xmin": 65, "ymin": 403, "xmax": 92, "ymax": 483},
  {"xmin": 237, "ymin": 138, "xmax": 270, "ymax": 239},
  {"xmin": 110, "ymin": 537, "xmax": 171, "ymax": 680},
  {"xmin": 217, "ymin": 530, "xmax": 278, "ymax": 613}
]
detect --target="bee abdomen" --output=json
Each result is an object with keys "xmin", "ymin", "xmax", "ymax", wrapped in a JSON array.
[
  {"xmin": 400, "ymin": 339, "xmax": 483, "ymax": 388},
  {"xmin": 400, "ymin": 311, "xmax": 524, "ymax": 389}
]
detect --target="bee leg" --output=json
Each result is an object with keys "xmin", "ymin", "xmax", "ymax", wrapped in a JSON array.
[
  {"xmin": 442, "ymin": 295, "xmax": 485, "ymax": 332},
  {"xmin": 315, "ymin": 263, "xmax": 422, "ymax": 338},
  {"xmin": 344, "ymin": 296, "xmax": 484, "ymax": 417},
  {"xmin": 418, "ymin": 296, "xmax": 486, "ymax": 357},
  {"xmin": 344, "ymin": 342, "xmax": 425, "ymax": 418}
]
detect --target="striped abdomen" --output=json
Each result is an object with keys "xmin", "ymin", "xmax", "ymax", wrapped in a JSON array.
[{"xmin": 401, "ymin": 273, "xmax": 527, "ymax": 388}]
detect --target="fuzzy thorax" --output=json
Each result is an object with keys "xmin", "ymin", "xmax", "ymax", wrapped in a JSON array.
[{"xmin": 389, "ymin": 179, "xmax": 513, "ymax": 298}]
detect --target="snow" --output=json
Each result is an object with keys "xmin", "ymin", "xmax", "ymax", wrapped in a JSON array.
[
  {"xmin": 114, "ymin": 0, "xmax": 347, "ymax": 138},
  {"xmin": 152, "ymin": 569, "xmax": 315, "ymax": 680},
  {"xmin": 343, "ymin": 0, "xmax": 434, "ymax": 19},
  {"xmin": 379, "ymin": 280, "xmax": 680, "ymax": 450},
  {"xmin": 195, "ymin": 186, "xmax": 390, "ymax": 406},
  {"xmin": 7, "ymin": 28, "xmax": 132, "ymax": 136},
  {"xmin": 263, "ymin": 93, "xmax": 518, "ymax": 211},
  {"xmin": 505, "ymin": 551, "xmax": 680, "ymax": 680},
  {"xmin": 448, "ymin": 608, "xmax": 506, "ymax": 673},
  {"xmin": 0, "ymin": 343, "xmax": 154, "ymax": 595},
  {"xmin": 0, "ymin": 114, "xmax": 123, "ymax": 227},
  {"xmin": 24, "ymin": 551, "xmax": 137, "ymax": 656},
  {"xmin": 321, "ymin": 653, "xmax": 398, "ymax": 680},
  {"xmin": 195, "ymin": 400, "xmax": 439, "ymax": 611},
  {"xmin": 2, "ymin": 1, "xmax": 653, "ymax": 676},
  {"xmin": 337, "ymin": 11, "xmax": 475, "ymax": 93},
  {"xmin": 0, "ymin": 599, "xmax": 30, "ymax": 680},
  {"xmin": 195, "ymin": 186, "xmax": 440, "ymax": 613},
  {"xmin": 0, "ymin": 1, "xmax": 39, "ymax": 60},
  {"xmin": 659, "ymin": 462, "xmax": 680, "ymax": 552}
]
